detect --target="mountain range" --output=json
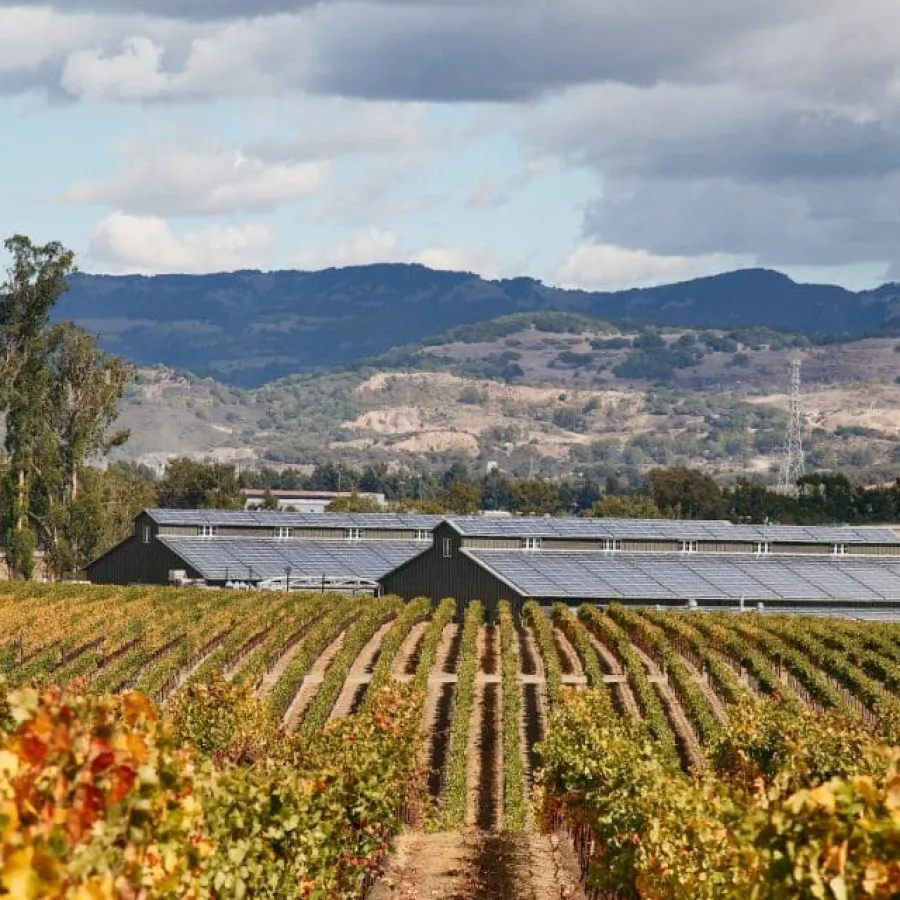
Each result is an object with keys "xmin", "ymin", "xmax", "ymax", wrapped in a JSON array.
[{"xmin": 57, "ymin": 265, "xmax": 900, "ymax": 388}]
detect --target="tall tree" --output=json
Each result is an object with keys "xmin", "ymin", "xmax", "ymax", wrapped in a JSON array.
[
  {"xmin": 30, "ymin": 326, "xmax": 133, "ymax": 576},
  {"xmin": 0, "ymin": 236, "xmax": 76, "ymax": 578},
  {"xmin": 46, "ymin": 323, "xmax": 132, "ymax": 503}
]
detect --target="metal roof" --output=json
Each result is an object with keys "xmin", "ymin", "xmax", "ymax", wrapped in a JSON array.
[
  {"xmin": 158, "ymin": 537, "xmax": 426, "ymax": 582},
  {"xmin": 446, "ymin": 516, "xmax": 899, "ymax": 545},
  {"xmin": 145, "ymin": 509, "xmax": 443, "ymax": 530},
  {"xmin": 463, "ymin": 549, "xmax": 900, "ymax": 603}
]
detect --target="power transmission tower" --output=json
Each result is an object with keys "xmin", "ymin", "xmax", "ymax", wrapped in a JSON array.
[{"xmin": 779, "ymin": 358, "xmax": 805, "ymax": 493}]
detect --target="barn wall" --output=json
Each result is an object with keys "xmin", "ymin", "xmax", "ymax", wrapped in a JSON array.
[
  {"xmin": 85, "ymin": 536, "xmax": 197, "ymax": 585},
  {"xmin": 380, "ymin": 524, "xmax": 524, "ymax": 622}
]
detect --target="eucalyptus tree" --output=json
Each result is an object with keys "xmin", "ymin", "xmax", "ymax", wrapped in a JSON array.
[{"xmin": 0, "ymin": 235, "xmax": 133, "ymax": 578}]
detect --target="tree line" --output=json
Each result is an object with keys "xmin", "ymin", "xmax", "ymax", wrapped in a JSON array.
[{"xmin": 239, "ymin": 461, "xmax": 900, "ymax": 524}]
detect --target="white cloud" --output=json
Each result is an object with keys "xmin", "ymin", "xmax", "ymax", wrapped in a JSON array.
[
  {"xmin": 89, "ymin": 213, "xmax": 276, "ymax": 273},
  {"xmin": 294, "ymin": 229, "xmax": 511, "ymax": 277},
  {"xmin": 551, "ymin": 243, "xmax": 749, "ymax": 291},
  {"xmin": 0, "ymin": 6, "xmax": 104, "ymax": 73},
  {"xmin": 295, "ymin": 228, "xmax": 400, "ymax": 268},
  {"xmin": 412, "ymin": 246, "xmax": 509, "ymax": 278},
  {"xmin": 61, "ymin": 36, "xmax": 171, "ymax": 101},
  {"xmin": 64, "ymin": 140, "xmax": 328, "ymax": 216},
  {"xmin": 57, "ymin": 15, "xmax": 313, "ymax": 101}
]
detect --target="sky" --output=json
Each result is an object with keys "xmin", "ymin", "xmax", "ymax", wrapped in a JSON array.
[{"xmin": 3, "ymin": 0, "xmax": 900, "ymax": 291}]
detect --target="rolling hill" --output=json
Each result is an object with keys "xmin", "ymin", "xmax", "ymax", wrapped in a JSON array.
[
  {"xmin": 59, "ymin": 265, "xmax": 900, "ymax": 388},
  {"xmin": 111, "ymin": 314, "xmax": 900, "ymax": 483}
]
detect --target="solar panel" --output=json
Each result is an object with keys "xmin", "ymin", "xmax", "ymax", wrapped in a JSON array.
[
  {"xmin": 159, "ymin": 537, "xmax": 426, "ymax": 581},
  {"xmin": 463, "ymin": 549, "xmax": 900, "ymax": 606},
  {"xmin": 447, "ymin": 515, "xmax": 900, "ymax": 545}
]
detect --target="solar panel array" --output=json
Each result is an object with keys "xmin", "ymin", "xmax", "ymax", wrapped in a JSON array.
[
  {"xmin": 448, "ymin": 516, "xmax": 898, "ymax": 544},
  {"xmin": 146, "ymin": 509, "xmax": 443, "ymax": 530},
  {"xmin": 159, "ymin": 537, "xmax": 426, "ymax": 582},
  {"xmin": 465, "ymin": 550, "xmax": 900, "ymax": 602}
]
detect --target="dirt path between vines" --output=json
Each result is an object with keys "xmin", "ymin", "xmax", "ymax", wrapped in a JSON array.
[
  {"xmin": 422, "ymin": 624, "xmax": 460, "ymax": 798},
  {"xmin": 329, "ymin": 619, "xmax": 393, "ymax": 719},
  {"xmin": 587, "ymin": 632, "xmax": 641, "ymax": 720},
  {"xmin": 393, "ymin": 620, "xmax": 429, "ymax": 679},
  {"xmin": 282, "ymin": 630, "xmax": 346, "ymax": 730},
  {"xmin": 371, "ymin": 830, "xmax": 586, "ymax": 900},
  {"xmin": 551, "ymin": 627, "xmax": 587, "ymax": 687},
  {"xmin": 630, "ymin": 643, "xmax": 703, "ymax": 769},
  {"xmin": 157, "ymin": 630, "xmax": 232, "ymax": 703},
  {"xmin": 675, "ymin": 648, "xmax": 729, "ymax": 725},
  {"xmin": 222, "ymin": 625, "xmax": 274, "ymax": 682}
]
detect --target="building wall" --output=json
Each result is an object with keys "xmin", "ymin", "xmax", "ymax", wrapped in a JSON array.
[
  {"xmin": 380, "ymin": 523, "xmax": 523, "ymax": 622},
  {"xmin": 86, "ymin": 536, "xmax": 198, "ymax": 585},
  {"xmin": 0, "ymin": 551, "xmax": 52, "ymax": 582}
]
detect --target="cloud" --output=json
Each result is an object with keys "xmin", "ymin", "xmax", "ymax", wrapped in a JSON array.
[
  {"xmin": 306, "ymin": 0, "xmax": 817, "ymax": 102},
  {"xmin": 465, "ymin": 177, "xmax": 510, "ymax": 210},
  {"xmin": 412, "ymin": 246, "xmax": 509, "ymax": 278},
  {"xmin": 57, "ymin": 15, "xmax": 314, "ymax": 101},
  {"xmin": 295, "ymin": 228, "xmax": 400, "ymax": 268},
  {"xmin": 294, "ymin": 228, "xmax": 511, "ymax": 277},
  {"xmin": 89, "ymin": 213, "xmax": 276, "ymax": 273},
  {"xmin": 306, "ymin": 166, "xmax": 444, "ymax": 226},
  {"xmin": 248, "ymin": 103, "xmax": 428, "ymax": 162},
  {"xmin": 552, "ymin": 244, "xmax": 749, "ymax": 291},
  {"xmin": 64, "ymin": 140, "xmax": 328, "ymax": 216},
  {"xmin": 6, "ymin": 0, "xmax": 900, "ymax": 282},
  {"xmin": 61, "ymin": 36, "xmax": 172, "ymax": 101}
]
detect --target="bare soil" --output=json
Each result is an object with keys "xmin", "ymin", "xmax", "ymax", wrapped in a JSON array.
[
  {"xmin": 444, "ymin": 625, "xmax": 464, "ymax": 674},
  {"xmin": 476, "ymin": 683, "xmax": 501, "ymax": 831},
  {"xmin": 281, "ymin": 630, "xmax": 346, "ymax": 730},
  {"xmin": 630, "ymin": 643, "xmax": 703, "ymax": 770},
  {"xmin": 422, "ymin": 625, "xmax": 462, "ymax": 798},
  {"xmin": 329, "ymin": 619, "xmax": 393, "ymax": 719},
  {"xmin": 254, "ymin": 615, "xmax": 326, "ymax": 698},
  {"xmin": 552, "ymin": 627, "xmax": 586, "ymax": 686},
  {"xmin": 371, "ymin": 830, "xmax": 587, "ymax": 900},
  {"xmin": 394, "ymin": 620, "xmax": 429, "ymax": 678},
  {"xmin": 674, "ymin": 649, "xmax": 729, "ymax": 725}
]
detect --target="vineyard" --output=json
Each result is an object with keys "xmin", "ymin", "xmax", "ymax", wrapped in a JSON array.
[{"xmin": 1, "ymin": 584, "xmax": 900, "ymax": 898}]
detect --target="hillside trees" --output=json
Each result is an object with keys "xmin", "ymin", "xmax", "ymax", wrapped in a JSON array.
[
  {"xmin": 0, "ymin": 235, "xmax": 132, "ymax": 579},
  {"xmin": 156, "ymin": 458, "xmax": 243, "ymax": 509},
  {"xmin": 590, "ymin": 494, "xmax": 663, "ymax": 518}
]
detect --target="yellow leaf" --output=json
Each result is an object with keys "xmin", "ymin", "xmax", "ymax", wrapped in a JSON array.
[
  {"xmin": 829, "ymin": 874, "xmax": 847, "ymax": 900},
  {"xmin": 0, "ymin": 799, "xmax": 19, "ymax": 841},
  {"xmin": 809, "ymin": 784, "xmax": 837, "ymax": 813},
  {"xmin": 0, "ymin": 750, "xmax": 19, "ymax": 779},
  {"xmin": 884, "ymin": 774, "xmax": 900, "ymax": 812},
  {"xmin": 1, "ymin": 847, "xmax": 40, "ymax": 900}
]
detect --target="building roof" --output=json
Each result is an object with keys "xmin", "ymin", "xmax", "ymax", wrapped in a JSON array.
[
  {"xmin": 446, "ymin": 516, "xmax": 899, "ymax": 545},
  {"xmin": 144, "ymin": 509, "xmax": 442, "ymax": 530},
  {"xmin": 463, "ymin": 549, "xmax": 900, "ymax": 602},
  {"xmin": 158, "ymin": 536, "xmax": 425, "ymax": 582}
]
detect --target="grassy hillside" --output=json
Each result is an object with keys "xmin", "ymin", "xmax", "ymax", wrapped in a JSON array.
[{"xmin": 113, "ymin": 315, "xmax": 900, "ymax": 483}]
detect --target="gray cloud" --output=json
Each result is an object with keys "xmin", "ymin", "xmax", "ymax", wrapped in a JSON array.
[
  {"xmin": 2, "ymin": 0, "xmax": 315, "ymax": 20},
  {"xmin": 307, "ymin": 0, "xmax": 814, "ymax": 102}
]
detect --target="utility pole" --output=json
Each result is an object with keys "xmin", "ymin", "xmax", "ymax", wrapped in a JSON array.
[{"xmin": 779, "ymin": 358, "xmax": 805, "ymax": 494}]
